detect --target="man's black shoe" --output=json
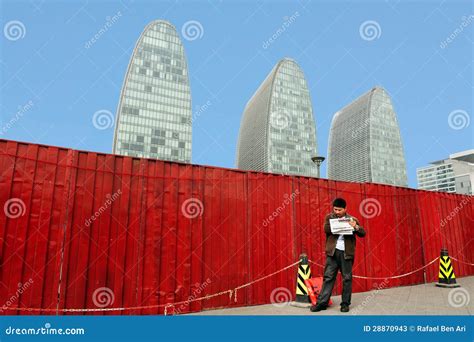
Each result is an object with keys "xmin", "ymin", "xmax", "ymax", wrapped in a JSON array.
[
  {"xmin": 310, "ymin": 303, "xmax": 327, "ymax": 312},
  {"xmin": 340, "ymin": 305, "xmax": 349, "ymax": 313}
]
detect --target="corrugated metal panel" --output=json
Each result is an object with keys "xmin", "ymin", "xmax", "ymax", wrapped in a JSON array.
[{"xmin": 0, "ymin": 139, "xmax": 473, "ymax": 315}]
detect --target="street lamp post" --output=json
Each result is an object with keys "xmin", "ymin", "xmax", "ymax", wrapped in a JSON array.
[{"xmin": 311, "ymin": 156, "xmax": 325, "ymax": 178}]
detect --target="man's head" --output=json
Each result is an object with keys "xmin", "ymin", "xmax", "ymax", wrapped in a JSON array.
[{"xmin": 332, "ymin": 197, "xmax": 347, "ymax": 217}]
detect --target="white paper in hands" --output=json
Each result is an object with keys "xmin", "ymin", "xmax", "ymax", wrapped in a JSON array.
[{"xmin": 329, "ymin": 218, "xmax": 354, "ymax": 235}]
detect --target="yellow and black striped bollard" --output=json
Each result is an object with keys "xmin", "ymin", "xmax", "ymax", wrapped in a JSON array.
[
  {"xmin": 435, "ymin": 248, "xmax": 460, "ymax": 288},
  {"xmin": 291, "ymin": 253, "xmax": 312, "ymax": 307}
]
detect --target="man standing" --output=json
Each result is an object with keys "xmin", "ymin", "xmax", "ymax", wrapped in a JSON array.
[{"xmin": 311, "ymin": 197, "xmax": 366, "ymax": 313}]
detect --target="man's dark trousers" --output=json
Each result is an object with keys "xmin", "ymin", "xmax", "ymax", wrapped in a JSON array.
[{"xmin": 317, "ymin": 249, "xmax": 353, "ymax": 306}]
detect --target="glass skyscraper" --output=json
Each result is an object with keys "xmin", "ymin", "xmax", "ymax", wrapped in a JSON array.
[
  {"xmin": 113, "ymin": 20, "xmax": 192, "ymax": 162},
  {"xmin": 327, "ymin": 86, "xmax": 408, "ymax": 186},
  {"xmin": 236, "ymin": 58, "xmax": 319, "ymax": 177}
]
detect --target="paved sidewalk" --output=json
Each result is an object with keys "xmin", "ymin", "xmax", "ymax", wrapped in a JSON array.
[{"xmin": 191, "ymin": 276, "xmax": 473, "ymax": 315}]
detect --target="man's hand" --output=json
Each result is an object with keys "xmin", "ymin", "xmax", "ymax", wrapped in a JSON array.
[{"xmin": 349, "ymin": 217, "xmax": 359, "ymax": 230}]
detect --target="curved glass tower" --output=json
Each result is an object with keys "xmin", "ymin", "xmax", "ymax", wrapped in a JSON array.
[
  {"xmin": 113, "ymin": 20, "xmax": 192, "ymax": 162},
  {"xmin": 236, "ymin": 58, "xmax": 319, "ymax": 177},
  {"xmin": 327, "ymin": 86, "xmax": 408, "ymax": 186}
]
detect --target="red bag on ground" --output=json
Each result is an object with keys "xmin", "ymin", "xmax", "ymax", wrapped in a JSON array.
[{"xmin": 304, "ymin": 277, "xmax": 332, "ymax": 306}]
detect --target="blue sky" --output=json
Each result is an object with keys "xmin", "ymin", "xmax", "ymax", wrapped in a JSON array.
[{"xmin": 0, "ymin": 0, "xmax": 472, "ymax": 188}]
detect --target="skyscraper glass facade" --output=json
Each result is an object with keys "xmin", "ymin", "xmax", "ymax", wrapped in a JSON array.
[
  {"xmin": 328, "ymin": 87, "xmax": 408, "ymax": 187},
  {"xmin": 113, "ymin": 20, "xmax": 192, "ymax": 162},
  {"xmin": 236, "ymin": 58, "xmax": 319, "ymax": 177}
]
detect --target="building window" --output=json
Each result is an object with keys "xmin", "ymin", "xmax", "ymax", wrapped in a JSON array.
[{"xmin": 151, "ymin": 137, "xmax": 165, "ymax": 145}]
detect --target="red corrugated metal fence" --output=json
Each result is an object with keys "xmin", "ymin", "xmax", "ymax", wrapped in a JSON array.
[{"xmin": 0, "ymin": 139, "xmax": 473, "ymax": 315}]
